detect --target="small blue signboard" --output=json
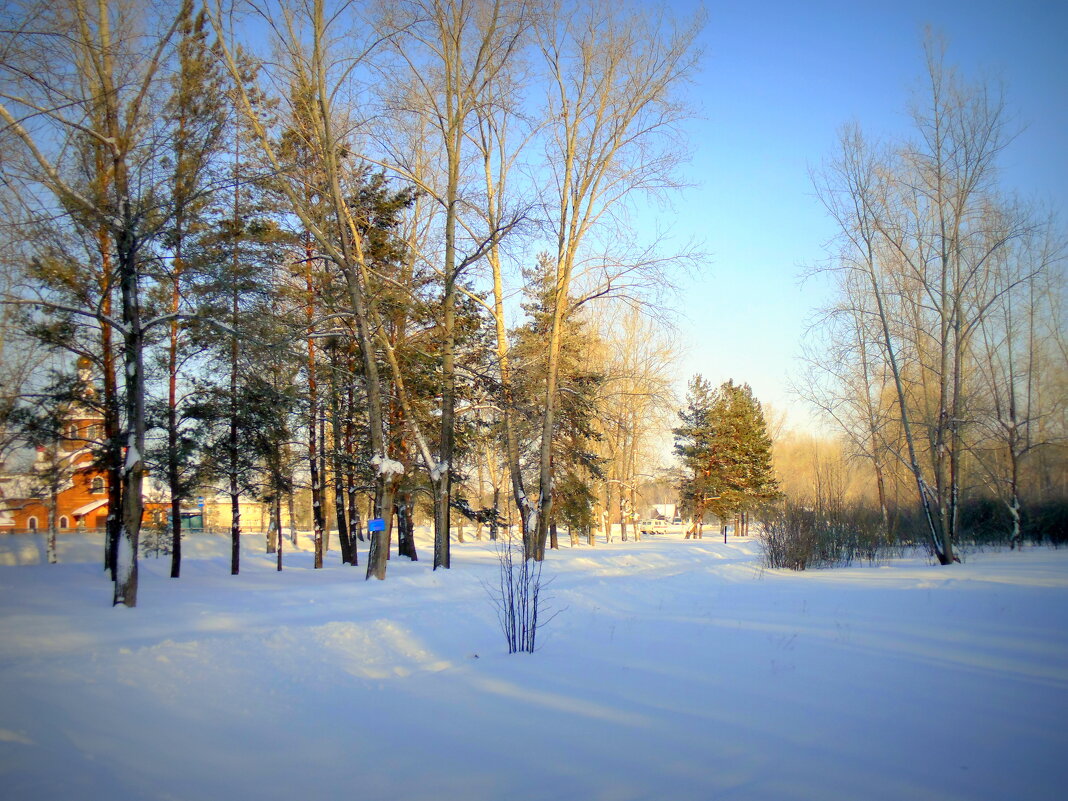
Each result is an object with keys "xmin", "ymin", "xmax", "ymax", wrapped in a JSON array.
[
  {"xmin": 368, "ymin": 517, "xmax": 386, "ymax": 532},
  {"xmin": 197, "ymin": 496, "xmax": 204, "ymax": 508}
]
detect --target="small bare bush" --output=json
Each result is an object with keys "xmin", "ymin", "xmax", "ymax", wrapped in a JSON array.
[{"xmin": 486, "ymin": 534, "xmax": 555, "ymax": 654}]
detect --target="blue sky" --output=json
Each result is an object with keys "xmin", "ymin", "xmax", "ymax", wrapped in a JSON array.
[{"xmin": 664, "ymin": 0, "xmax": 1068, "ymax": 430}]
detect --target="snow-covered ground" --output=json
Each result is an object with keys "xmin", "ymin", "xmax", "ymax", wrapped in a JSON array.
[{"xmin": 1, "ymin": 529, "xmax": 1066, "ymax": 800}]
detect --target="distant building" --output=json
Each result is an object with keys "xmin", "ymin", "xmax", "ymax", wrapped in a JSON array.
[
  {"xmin": 0, "ymin": 357, "xmax": 166, "ymax": 534},
  {"xmin": 0, "ymin": 361, "xmax": 313, "ymax": 537}
]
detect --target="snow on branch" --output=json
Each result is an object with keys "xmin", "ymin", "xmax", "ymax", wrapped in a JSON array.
[{"xmin": 371, "ymin": 454, "xmax": 405, "ymax": 477}]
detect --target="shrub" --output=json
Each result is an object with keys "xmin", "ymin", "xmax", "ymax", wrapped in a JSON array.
[
  {"xmin": 486, "ymin": 534, "xmax": 555, "ymax": 653},
  {"xmin": 958, "ymin": 497, "xmax": 1012, "ymax": 547},
  {"xmin": 1023, "ymin": 500, "xmax": 1068, "ymax": 547},
  {"xmin": 759, "ymin": 501, "xmax": 899, "ymax": 570}
]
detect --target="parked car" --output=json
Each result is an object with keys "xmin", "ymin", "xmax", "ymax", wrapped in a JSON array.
[{"xmin": 638, "ymin": 519, "xmax": 668, "ymax": 535}]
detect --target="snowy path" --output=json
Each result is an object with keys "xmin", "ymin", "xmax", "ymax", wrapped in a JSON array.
[{"xmin": 1, "ymin": 532, "xmax": 1066, "ymax": 800}]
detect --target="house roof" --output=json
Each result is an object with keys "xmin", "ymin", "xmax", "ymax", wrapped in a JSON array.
[{"xmin": 70, "ymin": 499, "xmax": 108, "ymax": 518}]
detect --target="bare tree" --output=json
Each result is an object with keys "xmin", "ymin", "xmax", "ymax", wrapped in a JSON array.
[
  {"xmin": 596, "ymin": 305, "xmax": 677, "ymax": 542},
  {"xmin": 972, "ymin": 219, "xmax": 1065, "ymax": 546},
  {"xmin": 811, "ymin": 36, "xmax": 1032, "ymax": 563},
  {"xmin": 462, "ymin": 1, "xmax": 539, "ymax": 562},
  {"xmin": 377, "ymin": 0, "xmax": 533, "ymax": 570},
  {"xmin": 527, "ymin": 0, "xmax": 702, "ymax": 559},
  {"xmin": 795, "ymin": 270, "xmax": 900, "ymax": 532}
]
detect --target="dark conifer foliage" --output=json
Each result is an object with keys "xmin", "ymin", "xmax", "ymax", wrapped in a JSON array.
[
  {"xmin": 675, "ymin": 377, "xmax": 780, "ymax": 531},
  {"xmin": 510, "ymin": 256, "xmax": 606, "ymax": 556}
]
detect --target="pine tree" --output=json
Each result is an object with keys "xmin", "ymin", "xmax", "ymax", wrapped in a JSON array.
[
  {"xmin": 711, "ymin": 380, "xmax": 780, "ymax": 519},
  {"xmin": 157, "ymin": 0, "xmax": 228, "ymax": 578},
  {"xmin": 191, "ymin": 101, "xmax": 291, "ymax": 575},
  {"xmin": 674, "ymin": 377, "xmax": 779, "ymax": 536},
  {"xmin": 673, "ymin": 375, "xmax": 717, "ymax": 535},
  {"xmin": 511, "ymin": 256, "xmax": 606, "ymax": 556}
]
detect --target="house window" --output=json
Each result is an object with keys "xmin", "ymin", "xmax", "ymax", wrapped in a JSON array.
[
  {"xmin": 67, "ymin": 424, "xmax": 79, "ymax": 441},
  {"xmin": 27, "ymin": 516, "xmax": 37, "ymax": 531},
  {"xmin": 91, "ymin": 477, "xmax": 105, "ymax": 494},
  {"xmin": 59, "ymin": 516, "xmax": 69, "ymax": 529},
  {"xmin": 88, "ymin": 424, "xmax": 103, "ymax": 442}
]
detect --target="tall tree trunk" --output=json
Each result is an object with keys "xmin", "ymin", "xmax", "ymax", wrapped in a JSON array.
[
  {"xmin": 490, "ymin": 247, "xmax": 530, "ymax": 547},
  {"xmin": 99, "ymin": 232, "xmax": 122, "ymax": 579},
  {"xmin": 229, "ymin": 281, "xmax": 241, "ymax": 576},
  {"xmin": 870, "ymin": 267, "xmax": 949, "ymax": 564},
  {"xmin": 532, "ymin": 277, "xmax": 568, "ymax": 561},
  {"xmin": 329, "ymin": 369, "xmax": 351, "ymax": 564},
  {"xmin": 228, "ymin": 130, "xmax": 242, "ymax": 577},
  {"xmin": 305, "ymin": 245, "xmax": 325, "ymax": 570},
  {"xmin": 434, "ymin": 147, "xmax": 458, "ymax": 569},
  {"xmin": 274, "ymin": 495, "xmax": 283, "ymax": 571},
  {"xmin": 167, "ymin": 253, "xmax": 183, "ymax": 578},
  {"xmin": 114, "ymin": 226, "xmax": 146, "ymax": 608},
  {"xmin": 434, "ymin": 192, "xmax": 457, "ymax": 570},
  {"xmin": 103, "ymin": 7, "xmax": 151, "ymax": 600},
  {"xmin": 396, "ymin": 490, "xmax": 417, "ymax": 561},
  {"xmin": 287, "ymin": 483, "xmax": 298, "ymax": 546},
  {"xmin": 102, "ymin": 312, "xmax": 122, "ymax": 575},
  {"xmin": 345, "ymin": 374, "xmax": 362, "ymax": 547},
  {"xmin": 320, "ymin": 406, "xmax": 330, "ymax": 555}
]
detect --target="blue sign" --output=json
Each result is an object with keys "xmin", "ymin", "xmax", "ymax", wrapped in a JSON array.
[{"xmin": 368, "ymin": 517, "xmax": 386, "ymax": 532}]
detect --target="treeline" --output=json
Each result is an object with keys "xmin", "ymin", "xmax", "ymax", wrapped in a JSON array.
[
  {"xmin": 0, "ymin": 0, "xmax": 701, "ymax": 604},
  {"xmin": 767, "ymin": 434, "xmax": 1067, "ymax": 570},
  {"xmin": 791, "ymin": 36, "xmax": 1067, "ymax": 566}
]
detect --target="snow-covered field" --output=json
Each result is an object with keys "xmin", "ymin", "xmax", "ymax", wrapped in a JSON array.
[{"xmin": 1, "ymin": 529, "xmax": 1066, "ymax": 801}]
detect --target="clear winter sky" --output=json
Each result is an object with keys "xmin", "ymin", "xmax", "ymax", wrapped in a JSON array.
[{"xmin": 664, "ymin": 0, "xmax": 1068, "ymax": 432}]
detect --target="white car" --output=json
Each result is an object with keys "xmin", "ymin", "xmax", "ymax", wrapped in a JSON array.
[{"xmin": 638, "ymin": 519, "xmax": 668, "ymax": 535}]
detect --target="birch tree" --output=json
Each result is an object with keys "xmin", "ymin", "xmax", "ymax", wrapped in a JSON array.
[
  {"xmin": 597, "ymin": 305, "xmax": 677, "ymax": 542},
  {"xmin": 469, "ymin": 56, "xmax": 536, "ymax": 554},
  {"xmin": 796, "ymin": 270, "xmax": 900, "ymax": 532}
]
